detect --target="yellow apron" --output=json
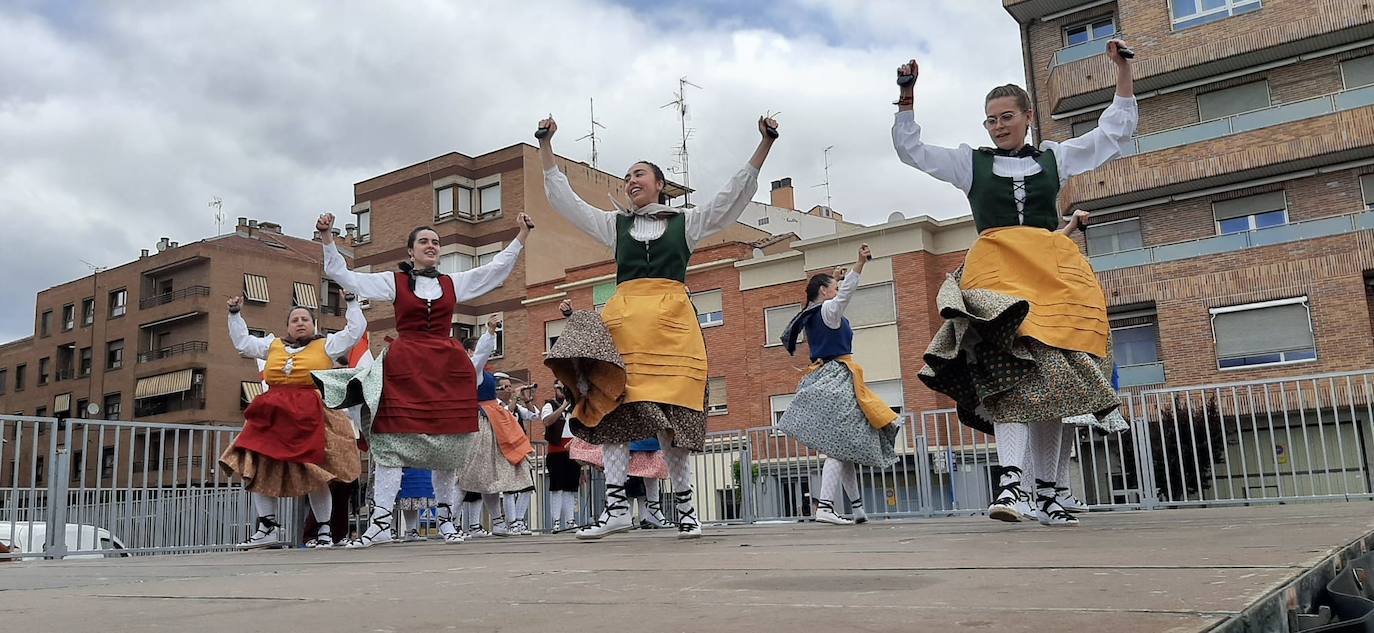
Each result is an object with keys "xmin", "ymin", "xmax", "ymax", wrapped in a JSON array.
[
  {"xmin": 805, "ymin": 355, "xmax": 899, "ymax": 430},
  {"xmin": 596, "ymin": 278, "xmax": 707, "ymax": 418},
  {"xmin": 961, "ymin": 226, "xmax": 1108, "ymax": 358}
]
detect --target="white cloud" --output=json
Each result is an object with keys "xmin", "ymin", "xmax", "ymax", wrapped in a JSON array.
[{"xmin": 0, "ymin": 0, "xmax": 1023, "ymax": 341}]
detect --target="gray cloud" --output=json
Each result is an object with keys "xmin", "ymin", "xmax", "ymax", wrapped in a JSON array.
[{"xmin": 0, "ymin": 0, "xmax": 1022, "ymax": 341}]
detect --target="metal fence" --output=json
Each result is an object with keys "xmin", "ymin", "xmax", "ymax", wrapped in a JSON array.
[{"xmin": 7, "ymin": 368, "xmax": 1374, "ymax": 560}]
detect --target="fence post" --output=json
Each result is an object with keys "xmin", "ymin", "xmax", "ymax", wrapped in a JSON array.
[
  {"xmin": 1131, "ymin": 396, "xmax": 1162, "ymax": 510},
  {"xmin": 44, "ymin": 444, "xmax": 71, "ymax": 560},
  {"xmin": 739, "ymin": 431, "xmax": 755, "ymax": 524}
]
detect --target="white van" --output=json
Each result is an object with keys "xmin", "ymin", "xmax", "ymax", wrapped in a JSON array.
[{"xmin": 0, "ymin": 522, "xmax": 128, "ymax": 560}]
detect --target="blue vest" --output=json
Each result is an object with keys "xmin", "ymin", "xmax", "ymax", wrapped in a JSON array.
[
  {"xmin": 477, "ymin": 370, "xmax": 497, "ymax": 402},
  {"xmin": 630, "ymin": 437, "xmax": 661, "ymax": 452},
  {"xmin": 804, "ymin": 309, "xmax": 853, "ymax": 362}
]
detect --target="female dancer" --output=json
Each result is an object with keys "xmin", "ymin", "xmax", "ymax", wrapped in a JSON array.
[
  {"xmin": 220, "ymin": 294, "xmax": 365, "ymax": 549},
  {"xmin": 541, "ymin": 376, "xmax": 581, "ymax": 532},
  {"xmin": 892, "ymin": 41, "xmax": 1135, "ymax": 526},
  {"xmin": 313, "ymin": 212, "xmax": 531, "ymax": 546},
  {"xmin": 539, "ymin": 114, "xmax": 778, "ymax": 539},
  {"xmin": 777, "ymin": 244, "xmax": 900, "ymax": 526}
]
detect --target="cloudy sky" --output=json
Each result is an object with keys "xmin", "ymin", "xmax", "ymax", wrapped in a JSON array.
[{"xmin": 0, "ymin": 0, "xmax": 1023, "ymax": 342}]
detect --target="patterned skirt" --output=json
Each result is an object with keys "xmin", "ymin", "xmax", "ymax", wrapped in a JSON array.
[
  {"xmin": 776, "ymin": 361, "xmax": 900, "ymax": 468},
  {"xmin": 459, "ymin": 411, "xmax": 534, "ymax": 494},
  {"xmin": 219, "ymin": 408, "xmax": 362, "ymax": 497},
  {"xmin": 918, "ymin": 229, "xmax": 1126, "ymax": 435},
  {"xmin": 567, "ymin": 437, "xmax": 670, "ymax": 479}
]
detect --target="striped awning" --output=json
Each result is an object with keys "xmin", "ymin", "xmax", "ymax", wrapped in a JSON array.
[
  {"xmin": 135, "ymin": 369, "xmax": 195, "ymax": 400},
  {"xmin": 241, "ymin": 381, "xmax": 265, "ymax": 403},
  {"xmin": 53, "ymin": 393, "xmax": 71, "ymax": 413},
  {"xmin": 243, "ymin": 274, "xmax": 270, "ymax": 303},
  {"xmin": 293, "ymin": 282, "xmax": 319, "ymax": 309}
]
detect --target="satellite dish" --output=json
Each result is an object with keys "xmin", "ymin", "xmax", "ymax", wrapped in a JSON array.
[
  {"xmin": 86, "ymin": 402, "xmax": 100, "ymax": 416},
  {"xmin": 887, "ymin": 211, "xmax": 905, "ymax": 223},
  {"xmin": 752, "ymin": 247, "xmax": 766, "ymax": 259}
]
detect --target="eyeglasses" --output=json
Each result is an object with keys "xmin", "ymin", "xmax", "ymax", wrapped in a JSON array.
[{"xmin": 983, "ymin": 111, "xmax": 1028, "ymax": 129}]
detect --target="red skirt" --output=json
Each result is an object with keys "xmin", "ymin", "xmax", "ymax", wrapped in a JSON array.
[
  {"xmin": 373, "ymin": 333, "xmax": 479, "ymax": 435},
  {"xmin": 235, "ymin": 385, "xmax": 326, "ymax": 464}
]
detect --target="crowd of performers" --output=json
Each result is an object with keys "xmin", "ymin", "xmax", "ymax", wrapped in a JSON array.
[{"xmin": 216, "ymin": 39, "xmax": 1137, "ymax": 547}]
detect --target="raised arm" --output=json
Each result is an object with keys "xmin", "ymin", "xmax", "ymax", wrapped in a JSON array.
[
  {"xmin": 323, "ymin": 294, "xmax": 367, "ymax": 358},
  {"xmin": 537, "ymin": 117, "xmax": 616, "ymax": 247},
  {"xmin": 685, "ymin": 117, "xmax": 773, "ymax": 242},
  {"xmin": 1052, "ymin": 40, "xmax": 1138, "ymax": 180},
  {"xmin": 226, "ymin": 296, "xmax": 271, "ymax": 360},
  {"xmin": 450, "ymin": 218, "xmax": 530, "ymax": 302},
  {"xmin": 470, "ymin": 316, "xmax": 500, "ymax": 374},
  {"xmin": 892, "ymin": 60, "xmax": 973, "ymax": 193},
  {"xmin": 316, "ymin": 213, "xmax": 397, "ymax": 302},
  {"xmin": 820, "ymin": 244, "xmax": 870, "ymax": 329}
]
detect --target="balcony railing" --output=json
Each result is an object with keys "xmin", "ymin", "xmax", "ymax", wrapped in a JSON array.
[
  {"xmin": 1090, "ymin": 209, "xmax": 1374, "ymax": 272},
  {"xmin": 55, "ymin": 369, "xmax": 75, "ymax": 381},
  {"xmin": 1052, "ymin": 37, "xmax": 1116, "ymax": 67},
  {"xmin": 139, "ymin": 285, "xmax": 210, "ymax": 310},
  {"xmin": 134, "ymin": 397, "xmax": 206, "ymax": 418},
  {"xmin": 137, "ymin": 341, "xmax": 209, "ymax": 364},
  {"xmin": 1126, "ymin": 85, "xmax": 1374, "ymax": 156}
]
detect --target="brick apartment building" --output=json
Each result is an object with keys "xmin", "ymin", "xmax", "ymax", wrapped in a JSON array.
[{"xmin": 0, "ymin": 220, "xmax": 355, "ymax": 486}]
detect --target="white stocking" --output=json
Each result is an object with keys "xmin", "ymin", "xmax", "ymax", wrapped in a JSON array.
[
  {"xmin": 561, "ymin": 491, "xmax": 577, "ymax": 525},
  {"xmin": 840, "ymin": 461, "xmax": 862, "ymax": 511},
  {"xmin": 664, "ymin": 447, "xmax": 693, "ymax": 493},
  {"xmin": 431, "ymin": 469, "xmax": 459, "ymax": 508},
  {"xmin": 602, "ymin": 443, "xmax": 630, "ymax": 487},
  {"xmin": 371, "ymin": 465, "xmax": 402, "ymax": 512},
  {"xmin": 483, "ymin": 493, "xmax": 504, "ymax": 528},
  {"xmin": 251, "ymin": 492, "xmax": 276, "ymax": 519},
  {"xmin": 1058, "ymin": 425, "xmax": 1076, "ymax": 487},
  {"xmin": 401, "ymin": 509, "xmax": 420, "ymax": 532},
  {"xmin": 819, "ymin": 458, "xmax": 843, "ymax": 509},
  {"xmin": 1028, "ymin": 420, "xmax": 1063, "ymax": 493},
  {"xmin": 993, "ymin": 422, "xmax": 1029, "ymax": 483},
  {"xmin": 307, "ymin": 486, "xmax": 333, "ymax": 526}
]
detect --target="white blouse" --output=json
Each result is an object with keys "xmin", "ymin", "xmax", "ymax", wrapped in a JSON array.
[
  {"xmin": 471, "ymin": 331, "xmax": 497, "ymax": 387},
  {"xmin": 892, "ymin": 95, "xmax": 1138, "ymax": 216},
  {"xmin": 819, "ymin": 270, "xmax": 861, "ymax": 330},
  {"xmin": 227, "ymin": 299, "xmax": 367, "ymax": 361},
  {"xmin": 543, "ymin": 164, "xmax": 760, "ymax": 250},
  {"xmin": 323, "ymin": 240, "xmax": 523, "ymax": 303}
]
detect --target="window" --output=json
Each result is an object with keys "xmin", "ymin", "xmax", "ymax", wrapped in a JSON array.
[
  {"xmin": 15, "ymin": 364, "xmax": 25, "ymax": 391},
  {"xmin": 436, "ymin": 184, "xmax": 467, "ymax": 220},
  {"xmin": 35, "ymin": 456, "xmax": 44, "ymax": 482},
  {"xmin": 1170, "ymin": 0, "xmax": 1261, "ymax": 30},
  {"xmin": 758, "ymin": 217, "xmax": 770, "ymax": 226},
  {"xmin": 241, "ymin": 381, "xmax": 264, "ymax": 410},
  {"xmin": 439, "ymin": 253, "xmax": 470, "ymax": 275},
  {"xmin": 0, "ymin": 369, "xmax": 6, "ymax": 395},
  {"xmin": 82, "ymin": 298, "xmax": 95, "ymax": 326},
  {"xmin": 104, "ymin": 393, "xmax": 121, "ymax": 421},
  {"xmin": 292, "ymin": 282, "xmax": 319, "ymax": 309},
  {"xmin": 38, "ymin": 358, "xmax": 49, "ymax": 385},
  {"xmin": 79, "ymin": 347, "xmax": 92, "ymax": 377},
  {"xmin": 1197, "ymin": 81, "xmax": 1270, "ymax": 121},
  {"xmin": 75, "ymin": 399, "xmax": 88, "ymax": 419},
  {"xmin": 1064, "ymin": 16, "xmax": 1115, "ymax": 47},
  {"xmin": 592, "ymin": 282, "xmax": 616, "ymax": 312},
  {"xmin": 691, "ymin": 290, "xmax": 724, "ymax": 327},
  {"xmin": 545, "ymin": 319, "xmax": 566, "ymax": 351},
  {"xmin": 764, "ymin": 304, "xmax": 801, "ymax": 345},
  {"xmin": 1086, "ymin": 218, "xmax": 1144, "ymax": 256},
  {"xmin": 243, "ymin": 273, "xmax": 270, "ymax": 303},
  {"xmin": 1071, "ymin": 120, "xmax": 1099, "ymax": 137},
  {"xmin": 354, "ymin": 208, "xmax": 371, "ymax": 242},
  {"xmin": 106, "ymin": 339, "xmax": 124, "ymax": 370},
  {"xmin": 36, "ymin": 406, "xmax": 46, "ymax": 418},
  {"xmin": 479, "ymin": 183, "xmax": 501, "ymax": 217},
  {"xmin": 1211, "ymin": 297, "xmax": 1316, "ymax": 370},
  {"xmin": 451, "ymin": 322, "xmax": 477, "ymax": 343},
  {"xmin": 70, "ymin": 450, "xmax": 83, "ymax": 482},
  {"xmin": 866, "ymin": 380, "xmax": 905, "ymax": 415},
  {"xmin": 770, "ymin": 394, "xmax": 795, "ymax": 426},
  {"xmin": 1214, "ymin": 191, "xmax": 1287, "ymax": 235},
  {"xmin": 1112, "ymin": 323, "xmax": 1161, "ymax": 366},
  {"xmin": 62, "ymin": 304, "xmax": 75, "ymax": 331},
  {"xmin": 108, "ymin": 289, "xmax": 127, "ymax": 319},
  {"xmin": 707, "ymin": 377, "xmax": 727, "ymax": 415},
  {"xmin": 101, "ymin": 447, "xmax": 116, "ymax": 480},
  {"xmin": 1343, "ymin": 56, "xmax": 1374, "ymax": 90},
  {"xmin": 488, "ymin": 316, "xmax": 505, "ymax": 358},
  {"xmin": 40, "ymin": 310, "xmax": 52, "ymax": 337},
  {"xmin": 847, "ymin": 283, "xmax": 898, "ymax": 328},
  {"xmin": 1360, "ymin": 174, "xmax": 1374, "ymax": 211}
]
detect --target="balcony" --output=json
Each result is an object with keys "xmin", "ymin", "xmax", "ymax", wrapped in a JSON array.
[
  {"xmin": 1117, "ymin": 362, "xmax": 1166, "ymax": 389},
  {"xmin": 1053, "ymin": 37, "xmax": 1117, "ymax": 68},
  {"xmin": 1003, "ymin": 0, "xmax": 1100, "ymax": 22},
  {"xmin": 1129, "ymin": 85, "xmax": 1374, "ymax": 155},
  {"xmin": 139, "ymin": 285, "xmax": 209, "ymax": 310},
  {"xmin": 1063, "ymin": 100, "xmax": 1374, "ymax": 211},
  {"xmin": 1089, "ymin": 209, "xmax": 1374, "ymax": 272},
  {"xmin": 137, "ymin": 341, "xmax": 209, "ymax": 364},
  {"xmin": 1043, "ymin": 1, "xmax": 1374, "ymax": 114}
]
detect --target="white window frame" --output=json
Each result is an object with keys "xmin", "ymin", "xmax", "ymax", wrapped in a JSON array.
[
  {"xmin": 1196, "ymin": 80, "xmax": 1271, "ymax": 123},
  {"xmin": 848, "ymin": 282, "xmax": 898, "ymax": 331},
  {"xmin": 351, "ymin": 204, "xmax": 372, "ymax": 243},
  {"xmin": 769, "ymin": 393, "xmax": 795, "ymax": 428},
  {"xmin": 763, "ymin": 304, "xmax": 801, "ymax": 347},
  {"xmin": 690, "ymin": 289, "xmax": 725, "ymax": 329},
  {"xmin": 707, "ymin": 377, "xmax": 727, "ymax": 416},
  {"xmin": 1341, "ymin": 56, "xmax": 1374, "ymax": 90},
  {"xmin": 1062, "ymin": 15, "xmax": 1116, "ymax": 48},
  {"xmin": 1108, "ymin": 322, "xmax": 1161, "ymax": 367},
  {"xmin": 1170, "ymin": 0, "xmax": 1262, "ymax": 30},
  {"xmin": 478, "ymin": 183, "xmax": 501, "ymax": 218},
  {"xmin": 1209, "ymin": 296, "xmax": 1317, "ymax": 371},
  {"xmin": 1212, "ymin": 192, "xmax": 1288, "ymax": 236}
]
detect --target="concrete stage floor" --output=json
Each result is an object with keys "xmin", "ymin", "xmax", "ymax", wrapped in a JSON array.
[{"xmin": 2, "ymin": 503, "xmax": 1372, "ymax": 632}]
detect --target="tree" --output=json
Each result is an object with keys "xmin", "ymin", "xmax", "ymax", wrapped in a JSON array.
[{"xmin": 1119, "ymin": 397, "xmax": 1231, "ymax": 502}]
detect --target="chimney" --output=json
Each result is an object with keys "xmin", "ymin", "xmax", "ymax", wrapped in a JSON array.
[
  {"xmin": 169, "ymin": 241, "xmax": 178, "ymax": 248},
  {"xmin": 156, "ymin": 237, "xmax": 170, "ymax": 252},
  {"xmin": 770, "ymin": 178, "xmax": 795, "ymax": 210},
  {"xmin": 139, "ymin": 249, "xmax": 150, "ymax": 259},
  {"xmin": 258, "ymin": 221, "xmax": 282, "ymax": 234},
  {"xmin": 248, "ymin": 220, "xmax": 258, "ymax": 228}
]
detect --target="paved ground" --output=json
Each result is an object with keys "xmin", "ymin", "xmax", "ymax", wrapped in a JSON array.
[{"xmin": 2, "ymin": 503, "xmax": 1372, "ymax": 632}]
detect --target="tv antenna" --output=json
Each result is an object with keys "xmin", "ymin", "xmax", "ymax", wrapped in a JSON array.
[
  {"xmin": 575, "ymin": 98, "xmax": 607, "ymax": 168},
  {"xmin": 209, "ymin": 196, "xmax": 225, "ymax": 235},
  {"xmin": 661, "ymin": 77, "xmax": 702, "ymax": 206},
  {"xmin": 811, "ymin": 146, "xmax": 835, "ymax": 211}
]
